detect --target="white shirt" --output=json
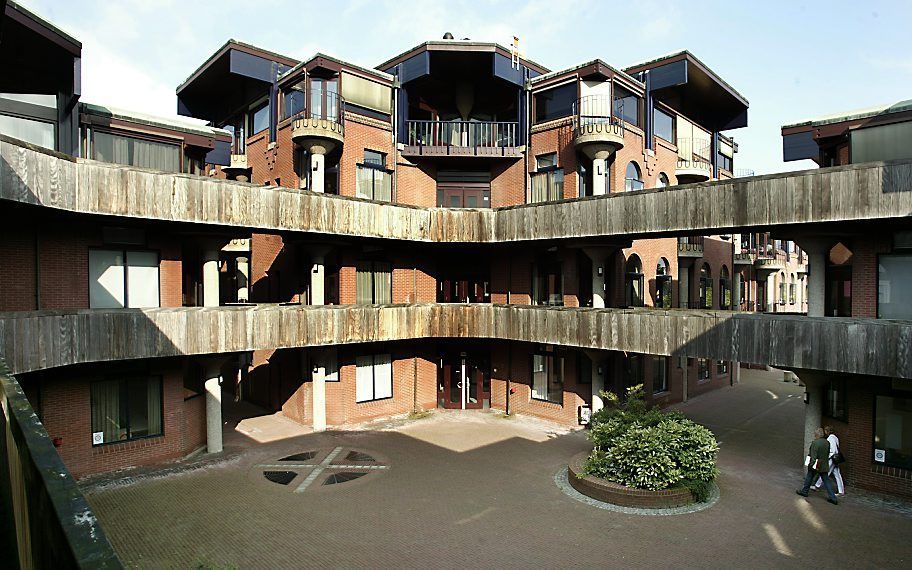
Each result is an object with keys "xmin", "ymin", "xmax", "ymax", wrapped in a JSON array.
[{"xmin": 827, "ymin": 434, "xmax": 840, "ymax": 458}]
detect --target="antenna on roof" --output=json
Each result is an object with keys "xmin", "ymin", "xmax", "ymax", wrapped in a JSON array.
[{"xmin": 511, "ymin": 36, "xmax": 520, "ymax": 70}]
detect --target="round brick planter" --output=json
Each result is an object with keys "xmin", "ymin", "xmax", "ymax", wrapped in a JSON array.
[{"xmin": 567, "ymin": 452, "xmax": 695, "ymax": 509}]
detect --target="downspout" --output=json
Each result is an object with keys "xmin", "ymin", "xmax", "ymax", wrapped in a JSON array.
[
  {"xmin": 34, "ymin": 229, "xmax": 41, "ymax": 310},
  {"xmin": 506, "ymin": 345, "xmax": 512, "ymax": 416},
  {"xmin": 524, "ymin": 78, "xmax": 531, "ymax": 203},
  {"xmin": 712, "ymin": 131, "xmax": 720, "ymax": 178},
  {"xmin": 644, "ymin": 71, "xmax": 654, "ymax": 151},
  {"xmin": 392, "ymin": 76, "xmax": 400, "ymax": 203}
]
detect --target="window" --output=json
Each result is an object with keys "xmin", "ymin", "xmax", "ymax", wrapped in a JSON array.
[
  {"xmin": 92, "ymin": 131, "xmax": 180, "ymax": 172},
  {"xmin": 878, "ymin": 254, "xmax": 912, "ymax": 319},
  {"xmin": 699, "ymin": 263, "xmax": 713, "ymax": 309},
  {"xmin": 89, "ymin": 249, "xmax": 160, "ymax": 309},
  {"xmin": 655, "ymin": 257, "xmax": 672, "ymax": 308},
  {"xmin": 91, "ymin": 376, "xmax": 162, "ymax": 445},
  {"xmin": 531, "ymin": 350, "xmax": 564, "ymax": 404},
  {"xmin": 536, "ymin": 153, "xmax": 557, "ymax": 169},
  {"xmin": 0, "ymin": 113, "xmax": 55, "ymax": 149},
  {"xmin": 697, "ymin": 358, "xmax": 710, "ymax": 382},
  {"xmin": 779, "ymin": 273, "xmax": 787, "ymax": 306},
  {"xmin": 654, "ymin": 108, "xmax": 675, "ymax": 143},
  {"xmin": 356, "ymin": 150, "xmax": 392, "ymax": 202},
  {"xmin": 652, "ymin": 357, "xmax": 668, "ymax": 394},
  {"xmin": 625, "ymin": 255, "xmax": 644, "ymax": 307},
  {"xmin": 625, "ymin": 161, "xmax": 644, "ymax": 191},
  {"xmin": 624, "ymin": 354, "xmax": 644, "ymax": 390},
  {"xmin": 533, "ymin": 261, "xmax": 563, "ymax": 306},
  {"xmin": 874, "ymin": 394, "xmax": 912, "ymax": 469},
  {"xmin": 790, "ymin": 275, "xmax": 797, "ymax": 305},
  {"xmin": 656, "ymin": 172, "xmax": 669, "ymax": 188},
  {"xmin": 283, "ymin": 82, "xmax": 306, "ymax": 120},
  {"xmin": 718, "ymin": 152, "xmax": 733, "ymax": 172},
  {"xmin": 356, "ymin": 261, "xmax": 392, "ymax": 304},
  {"xmin": 310, "ymin": 78, "xmax": 339, "ymax": 122},
  {"xmin": 531, "ymin": 154, "xmax": 563, "ymax": 203},
  {"xmin": 355, "ymin": 354, "xmax": 392, "ymax": 402},
  {"xmin": 248, "ymin": 100, "xmax": 270, "ymax": 135},
  {"xmin": 824, "ymin": 378, "xmax": 847, "ymax": 421},
  {"xmin": 534, "ymin": 83, "xmax": 576, "ymax": 123},
  {"xmin": 719, "ymin": 265, "xmax": 731, "ymax": 309},
  {"xmin": 613, "ymin": 85, "xmax": 640, "ymax": 127},
  {"xmin": 578, "ymin": 355, "xmax": 592, "ymax": 384},
  {"xmin": 716, "ymin": 360, "xmax": 728, "ymax": 375}
]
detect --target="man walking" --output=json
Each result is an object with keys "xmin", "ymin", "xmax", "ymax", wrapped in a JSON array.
[{"xmin": 797, "ymin": 427, "xmax": 838, "ymax": 504}]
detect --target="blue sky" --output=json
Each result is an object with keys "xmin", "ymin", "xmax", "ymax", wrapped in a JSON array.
[{"xmin": 21, "ymin": 0, "xmax": 912, "ymax": 174}]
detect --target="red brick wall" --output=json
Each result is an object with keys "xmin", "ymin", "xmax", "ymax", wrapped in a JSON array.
[
  {"xmin": 529, "ymin": 119, "xmax": 577, "ymax": 201},
  {"xmin": 395, "ymin": 159, "xmax": 436, "ymax": 207},
  {"xmin": 338, "ymin": 115, "xmax": 395, "ymax": 199},
  {"xmin": 0, "ymin": 226, "xmax": 37, "ymax": 311},
  {"xmin": 491, "ymin": 158, "xmax": 526, "ymax": 208},
  {"xmin": 851, "ymin": 236, "xmax": 891, "ymax": 318}
]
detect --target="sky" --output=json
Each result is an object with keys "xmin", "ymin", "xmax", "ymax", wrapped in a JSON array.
[{"xmin": 19, "ymin": 0, "xmax": 912, "ymax": 174}]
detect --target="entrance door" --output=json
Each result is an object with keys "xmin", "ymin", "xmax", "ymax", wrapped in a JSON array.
[
  {"xmin": 436, "ymin": 171, "xmax": 491, "ymax": 208},
  {"xmin": 438, "ymin": 352, "xmax": 489, "ymax": 409}
]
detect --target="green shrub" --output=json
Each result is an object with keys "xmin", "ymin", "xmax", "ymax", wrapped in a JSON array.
[
  {"xmin": 582, "ymin": 384, "xmax": 718, "ymax": 499},
  {"xmin": 681, "ymin": 479, "xmax": 715, "ymax": 503}
]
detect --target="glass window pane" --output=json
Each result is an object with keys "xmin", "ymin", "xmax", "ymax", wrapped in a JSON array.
[
  {"xmin": 126, "ymin": 251, "xmax": 160, "ymax": 308},
  {"xmin": 355, "ymin": 356, "xmax": 374, "ymax": 402},
  {"xmin": 91, "ymin": 380, "xmax": 124, "ymax": 444},
  {"xmin": 0, "ymin": 113, "xmax": 55, "ymax": 149},
  {"xmin": 356, "ymin": 263, "xmax": 373, "ymax": 304},
  {"xmin": 875, "ymin": 395, "xmax": 912, "ymax": 469},
  {"xmin": 534, "ymin": 83, "xmax": 576, "ymax": 122},
  {"xmin": 131, "ymin": 137, "xmax": 180, "ymax": 172},
  {"xmin": 89, "ymin": 249, "xmax": 126, "ymax": 308},
  {"xmin": 532, "ymin": 354, "xmax": 548, "ymax": 400},
  {"xmin": 374, "ymin": 354, "xmax": 393, "ymax": 399},
  {"xmin": 878, "ymin": 255, "xmax": 912, "ymax": 319},
  {"xmin": 250, "ymin": 102, "xmax": 270, "ymax": 134},
  {"xmin": 654, "ymin": 108, "xmax": 674, "ymax": 142}
]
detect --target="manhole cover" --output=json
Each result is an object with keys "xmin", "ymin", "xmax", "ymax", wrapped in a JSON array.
[{"xmin": 254, "ymin": 447, "xmax": 388, "ymax": 493}]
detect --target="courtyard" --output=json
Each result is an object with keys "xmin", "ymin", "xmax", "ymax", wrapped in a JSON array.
[{"xmin": 82, "ymin": 369, "xmax": 912, "ymax": 568}]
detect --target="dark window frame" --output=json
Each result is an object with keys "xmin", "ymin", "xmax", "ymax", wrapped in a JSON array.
[
  {"xmin": 88, "ymin": 247, "xmax": 161, "ymax": 309},
  {"xmin": 533, "ymin": 82, "xmax": 576, "ymax": 123},
  {"xmin": 625, "ymin": 161, "xmax": 644, "ymax": 192},
  {"xmin": 90, "ymin": 375, "xmax": 164, "ymax": 446},
  {"xmin": 530, "ymin": 346, "xmax": 564, "ymax": 405},
  {"xmin": 356, "ymin": 260, "xmax": 393, "ymax": 304},
  {"xmin": 354, "ymin": 353, "xmax": 394, "ymax": 403},
  {"xmin": 873, "ymin": 390, "xmax": 912, "ymax": 470},
  {"xmin": 653, "ymin": 106, "xmax": 676, "ymax": 144},
  {"xmin": 652, "ymin": 356, "xmax": 668, "ymax": 394}
]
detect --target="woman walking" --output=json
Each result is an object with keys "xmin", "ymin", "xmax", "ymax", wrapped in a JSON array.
[{"xmin": 816, "ymin": 425, "xmax": 845, "ymax": 496}]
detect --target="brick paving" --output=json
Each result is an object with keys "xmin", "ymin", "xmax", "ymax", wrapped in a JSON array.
[{"xmin": 83, "ymin": 369, "xmax": 912, "ymax": 568}]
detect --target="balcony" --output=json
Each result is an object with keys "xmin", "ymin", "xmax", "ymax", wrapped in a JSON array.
[
  {"xmin": 572, "ymin": 95, "xmax": 625, "ymax": 159},
  {"xmin": 755, "ymin": 252, "xmax": 786, "ymax": 274},
  {"xmin": 403, "ymin": 120, "xmax": 521, "ymax": 158},
  {"xmin": 288, "ymin": 90, "xmax": 345, "ymax": 155},
  {"xmin": 678, "ymin": 236, "xmax": 704, "ymax": 257},
  {"xmin": 734, "ymin": 251, "xmax": 755, "ymax": 265},
  {"xmin": 676, "ymin": 138, "xmax": 713, "ymax": 183}
]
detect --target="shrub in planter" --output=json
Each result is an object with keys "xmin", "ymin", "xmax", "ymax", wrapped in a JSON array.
[{"xmin": 582, "ymin": 384, "xmax": 719, "ymax": 500}]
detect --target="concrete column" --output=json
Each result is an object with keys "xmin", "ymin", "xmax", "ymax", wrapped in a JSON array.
[
  {"xmin": 311, "ymin": 256, "xmax": 325, "ymax": 306},
  {"xmin": 807, "ymin": 251, "xmax": 826, "ymax": 317},
  {"xmin": 592, "ymin": 150, "xmax": 610, "ymax": 196},
  {"xmin": 800, "ymin": 372, "xmax": 827, "ymax": 454},
  {"xmin": 310, "ymin": 151, "xmax": 325, "ymax": 194},
  {"xmin": 766, "ymin": 272, "xmax": 777, "ymax": 311},
  {"xmin": 312, "ymin": 361, "xmax": 327, "ymax": 432},
  {"xmin": 679, "ymin": 266, "xmax": 690, "ymax": 309},
  {"xmin": 732, "ymin": 272, "xmax": 742, "ymax": 311},
  {"xmin": 680, "ymin": 356, "xmax": 689, "ymax": 402},
  {"xmin": 205, "ymin": 367, "xmax": 223, "ymax": 454},
  {"xmin": 202, "ymin": 248, "xmax": 220, "ymax": 307},
  {"xmin": 732, "ymin": 363, "xmax": 741, "ymax": 384},
  {"xmin": 586, "ymin": 352, "xmax": 607, "ymax": 414},
  {"xmin": 583, "ymin": 248, "xmax": 611, "ymax": 308}
]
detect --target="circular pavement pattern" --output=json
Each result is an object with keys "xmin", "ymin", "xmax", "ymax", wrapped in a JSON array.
[
  {"xmin": 251, "ymin": 446, "xmax": 388, "ymax": 493},
  {"xmin": 554, "ymin": 468, "xmax": 720, "ymax": 516}
]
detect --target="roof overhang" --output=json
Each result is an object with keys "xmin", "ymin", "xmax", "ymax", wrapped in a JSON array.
[
  {"xmin": 176, "ymin": 40, "xmax": 297, "ymax": 123},
  {"xmin": 377, "ymin": 40, "xmax": 550, "ymax": 77},
  {"xmin": 625, "ymin": 51, "xmax": 748, "ymax": 132}
]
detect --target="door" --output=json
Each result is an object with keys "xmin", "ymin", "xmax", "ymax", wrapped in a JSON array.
[
  {"xmin": 436, "ymin": 171, "xmax": 491, "ymax": 208},
  {"xmin": 438, "ymin": 352, "xmax": 489, "ymax": 409}
]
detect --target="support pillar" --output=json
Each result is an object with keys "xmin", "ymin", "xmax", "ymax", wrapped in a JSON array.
[
  {"xmin": 732, "ymin": 271, "xmax": 742, "ymax": 311},
  {"xmin": 766, "ymin": 272, "xmax": 777, "ymax": 311},
  {"xmin": 312, "ymin": 360, "xmax": 327, "ymax": 432},
  {"xmin": 679, "ymin": 266, "xmax": 690, "ymax": 309},
  {"xmin": 799, "ymin": 372, "xmax": 827, "ymax": 454},
  {"xmin": 205, "ymin": 365, "xmax": 223, "ymax": 454},
  {"xmin": 584, "ymin": 247, "xmax": 613, "ymax": 308},
  {"xmin": 680, "ymin": 357, "xmax": 689, "ymax": 402},
  {"xmin": 202, "ymin": 248, "xmax": 220, "ymax": 307},
  {"xmin": 796, "ymin": 238, "xmax": 830, "ymax": 318},
  {"xmin": 311, "ymin": 256, "xmax": 325, "ymax": 306},
  {"xmin": 585, "ymin": 351, "xmax": 607, "ymax": 414},
  {"xmin": 591, "ymin": 150, "xmax": 611, "ymax": 196},
  {"xmin": 310, "ymin": 150, "xmax": 326, "ymax": 194}
]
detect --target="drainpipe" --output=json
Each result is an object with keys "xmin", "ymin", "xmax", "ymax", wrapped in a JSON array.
[
  {"xmin": 644, "ymin": 71, "xmax": 654, "ymax": 151},
  {"xmin": 34, "ymin": 229, "xmax": 41, "ymax": 310},
  {"xmin": 523, "ymin": 82, "xmax": 531, "ymax": 203},
  {"xmin": 506, "ymin": 347, "xmax": 512, "ymax": 416},
  {"xmin": 711, "ymin": 131, "xmax": 720, "ymax": 178}
]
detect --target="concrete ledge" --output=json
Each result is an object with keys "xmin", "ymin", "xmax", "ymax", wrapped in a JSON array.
[{"xmin": 567, "ymin": 452, "xmax": 694, "ymax": 509}]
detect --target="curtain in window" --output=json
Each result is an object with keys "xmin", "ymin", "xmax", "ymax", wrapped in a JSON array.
[
  {"xmin": 355, "ymin": 356, "xmax": 374, "ymax": 402},
  {"xmin": 375, "ymin": 170, "xmax": 392, "ymax": 202},
  {"xmin": 356, "ymin": 263, "xmax": 373, "ymax": 304},
  {"xmin": 147, "ymin": 377, "xmax": 162, "ymax": 436},
  {"xmin": 91, "ymin": 380, "xmax": 122, "ymax": 444},
  {"xmin": 356, "ymin": 166, "xmax": 374, "ymax": 200},
  {"xmin": 126, "ymin": 251, "xmax": 160, "ymax": 308},
  {"xmin": 373, "ymin": 263, "xmax": 392, "ymax": 304},
  {"xmin": 133, "ymin": 138, "xmax": 180, "ymax": 172},
  {"xmin": 374, "ymin": 354, "xmax": 393, "ymax": 399}
]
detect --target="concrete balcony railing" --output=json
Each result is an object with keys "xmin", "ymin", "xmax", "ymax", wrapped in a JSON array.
[
  {"xmin": 571, "ymin": 95, "xmax": 625, "ymax": 159},
  {"xmin": 755, "ymin": 254, "xmax": 787, "ymax": 272},
  {"xmin": 734, "ymin": 252, "xmax": 755, "ymax": 265},
  {"xmin": 677, "ymin": 236, "xmax": 704, "ymax": 257},
  {"xmin": 3, "ymin": 135, "xmax": 912, "ymax": 244},
  {"xmin": 676, "ymin": 138, "xmax": 713, "ymax": 183},
  {"xmin": 1, "ymin": 304, "xmax": 910, "ymax": 380},
  {"xmin": 289, "ymin": 90, "xmax": 345, "ymax": 155}
]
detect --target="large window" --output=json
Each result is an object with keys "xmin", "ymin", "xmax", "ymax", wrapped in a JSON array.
[
  {"xmin": 534, "ymin": 83, "xmax": 576, "ymax": 123},
  {"xmin": 654, "ymin": 107, "xmax": 675, "ymax": 143},
  {"xmin": 530, "ymin": 153, "xmax": 564, "ymax": 203},
  {"xmin": 878, "ymin": 254, "xmax": 912, "ymax": 319},
  {"xmin": 532, "ymin": 350, "xmax": 564, "ymax": 404},
  {"xmin": 356, "ymin": 150, "xmax": 392, "ymax": 202},
  {"xmin": 91, "ymin": 376, "xmax": 163, "ymax": 445},
  {"xmin": 356, "ymin": 261, "xmax": 392, "ymax": 304},
  {"xmin": 533, "ymin": 261, "xmax": 563, "ymax": 306},
  {"xmin": 92, "ymin": 131, "xmax": 181, "ymax": 172},
  {"xmin": 89, "ymin": 249, "xmax": 160, "ymax": 309},
  {"xmin": 248, "ymin": 100, "xmax": 270, "ymax": 135},
  {"xmin": 0, "ymin": 113, "xmax": 55, "ymax": 149},
  {"xmin": 699, "ymin": 263, "xmax": 713, "ymax": 309},
  {"xmin": 613, "ymin": 85, "xmax": 640, "ymax": 127},
  {"xmin": 824, "ymin": 378, "xmax": 847, "ymax": 422},
  {"xmin": 652, "ymin": 356, "xmax": 668, "ymax": 394},
  {"xmin": 719, "ymin": 265, "xmax": 731, "ymax": 309},
  {"xmin": 697, "ymin": 358, "xmax": 710, "ymax": 382},
  {"xmin": 625, "ymin": 161, "xmax": 644, "ymax": 191},
  {"xmin": 283, "ymin": 82, "xmax": 306, "ymax": 120},
  {"xmin": 874, "ymin": 394, "xmax": 912, "ymax": 469},
  {"xmin": 355, "ymin": 354, "xmax": 392, "ymax": 402},
  {"xmin": 656, "ymin": 257, "xmax": 672, "ymax": 308},
  {"xmin": 624, "ymin": 354, "xmax": 644, "ymax": 390},
  {"xmin": 625, "ymin": 255, "xmax": 644, "ymax": 307}
]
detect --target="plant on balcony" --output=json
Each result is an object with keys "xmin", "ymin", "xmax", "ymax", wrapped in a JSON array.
[{"xmin": 582, "ymin": 385, "xmax": 719, "ymax": 501}]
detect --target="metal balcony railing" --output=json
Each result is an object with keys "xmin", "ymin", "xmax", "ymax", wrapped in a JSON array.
[
  {"xmin": 734, "ymin": 168, "xmax": 756, "ymax": 178},
  {"xmin": 282, "ymin": 88, "xmax": 345, "ymax": 125},
  {"xmin": 571, "ymin": 95, "xmax": 625, "ymax": 137},
  {"xmin": 677, "ymin": 236, "xmax": 705, "ymax": 255},
  {"xmin": 677, "ymin": 138, "xmax": 712, "ymax": 172},
  {"xmin": 406, "ymin": 120, "xmax": 518, "ymax": 148}
]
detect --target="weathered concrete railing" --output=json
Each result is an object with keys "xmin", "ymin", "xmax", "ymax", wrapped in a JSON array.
[
  {"xmin": 1, "ymin": 305, "xmax": 909, "ymax": 379},
  {"xmin": 3, "ymin": 136, "xmax": 911, "ymax": 243},
  {"xmin": 0, "ymin": 358, "xmax": 121, "ymax": 568}
]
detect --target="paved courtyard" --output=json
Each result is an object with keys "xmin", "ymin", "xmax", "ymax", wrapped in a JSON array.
[{"xmin": 83, "ymin": 369, "xmax": 912, "ymax": 568}]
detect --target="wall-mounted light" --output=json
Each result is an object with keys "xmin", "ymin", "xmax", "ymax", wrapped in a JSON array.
[
  {"xmin": 597, "ymin": 266, "xmax": 604, "ymax": 276},
  {"xmin": 597, "ymin": 366, "xmax": 603, "ymax": 375}
]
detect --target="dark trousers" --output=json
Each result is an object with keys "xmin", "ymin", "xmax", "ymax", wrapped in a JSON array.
[{"xmin": 800, "ymin": 466, "xmax": 836, "ymax": 500}]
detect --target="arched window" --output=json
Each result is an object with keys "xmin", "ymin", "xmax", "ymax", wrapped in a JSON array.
[
  {"xmin": 625, "ymin": 161, "xmax": 644, "ymax": 192},
  {"xmin": 719, "ymin": 265, "xmax": 731, "ymax": 309},
  {"xmin": 656, "ymin": 172, "xmax": 670, "ymax": 188},
  {"xmin": 655, "ymin": 257, "xmax": 672, "ymax": 308},
  {"xmin": 625, "ymin": 255, "xmax": 644, "ymax": 307},
  {"xmin": 790, "ymin": 273, "xmax": 797, "ymax": 305},
  {"xmin": 778, "ymin": 271, "xmax": 787, "ymax": 307},
  {"xmin": 699, "ymin": 263, "xmax": 713, "ymax": 309}
]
